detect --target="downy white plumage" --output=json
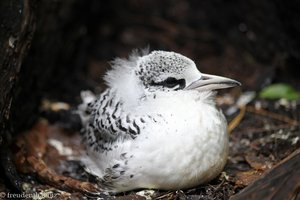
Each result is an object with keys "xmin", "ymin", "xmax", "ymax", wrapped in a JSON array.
[{"xmin": 79, "ymin": 50, "xmax": 240, "ymax": 192}]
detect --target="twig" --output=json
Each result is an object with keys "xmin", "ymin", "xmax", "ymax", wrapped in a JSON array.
[
  {"xmin": 228, "ymin": 106, "xmax": 246, "ymax": 134},
  {"xmin": 241, "ymin": 124, "xmax": 298, "ymax": 135},
  {"xmin": 228, "ymin": 104, "xmax": 299, "ymax": 134},
  {"xmin": 156, "ymin": 191, "xmax": 174, "ymax": 199},
  {"xmin": 246, "ymin": 106, "xmax": 299, "ymax": 126}
]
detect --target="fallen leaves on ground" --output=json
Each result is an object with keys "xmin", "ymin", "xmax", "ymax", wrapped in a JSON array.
[{"xmin": 13, "ymin": 120, "xmax": 101, "ymax": 198}]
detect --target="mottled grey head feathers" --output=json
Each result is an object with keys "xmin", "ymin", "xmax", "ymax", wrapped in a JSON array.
[
  {"xmin": 104, "ymin": 49, "xmax": 202, "ymax": 93},
  {"xmin": 135, "ymin": 51, "xmax": 196, "ymax": 90}
]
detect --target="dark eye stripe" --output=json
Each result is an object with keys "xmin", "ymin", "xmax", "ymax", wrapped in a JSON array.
[{"xmin": 150, "ymin": 77, "xmax": 186, "ymax": 90}]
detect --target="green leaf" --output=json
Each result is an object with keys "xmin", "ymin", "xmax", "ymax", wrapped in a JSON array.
[{"xmin": 259, "ymin": 83, "xmax": 300, "ymax": 100}]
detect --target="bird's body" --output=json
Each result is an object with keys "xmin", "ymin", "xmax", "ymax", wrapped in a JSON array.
[{"xmin": 79, "ymin": 50, "xmax": 240, "ymax": 192}]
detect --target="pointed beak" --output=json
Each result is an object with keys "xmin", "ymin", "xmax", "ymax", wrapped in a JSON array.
[{"xmin": 184, "ymin": 73, "xmax": 241, "ymax": 91}]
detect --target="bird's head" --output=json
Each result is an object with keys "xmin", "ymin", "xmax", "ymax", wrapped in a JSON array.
[
  {"xmin": 135, "ymin": 51, "xmax": 241, "ymax": 93},
  {"xmin": 104, "ymin": 50, "xmax": 240, "ymax": 101}
]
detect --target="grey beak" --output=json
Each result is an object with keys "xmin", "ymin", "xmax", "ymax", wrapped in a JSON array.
[{"xmin": 184, "ymin": 73, "xmax": 241, "ymax": 91}]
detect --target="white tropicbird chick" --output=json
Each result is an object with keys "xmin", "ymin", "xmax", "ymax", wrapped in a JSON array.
[{"xmin": 79, "ymin": 50, "xmax": 240, "ymax": 193}]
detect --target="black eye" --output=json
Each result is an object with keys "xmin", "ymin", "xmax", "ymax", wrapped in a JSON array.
[
  {"xmin": 150, "ymin": 77, "xmax": 186, "ymax": 90},
  {"xmin": 162, "ymin": 77, "xmax": 179, "ymax": 88}
]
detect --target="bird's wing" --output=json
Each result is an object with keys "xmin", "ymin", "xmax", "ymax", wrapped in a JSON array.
[{"xmin": 81, "ymin": 89, "xmax": 163, "ymax": 152}]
